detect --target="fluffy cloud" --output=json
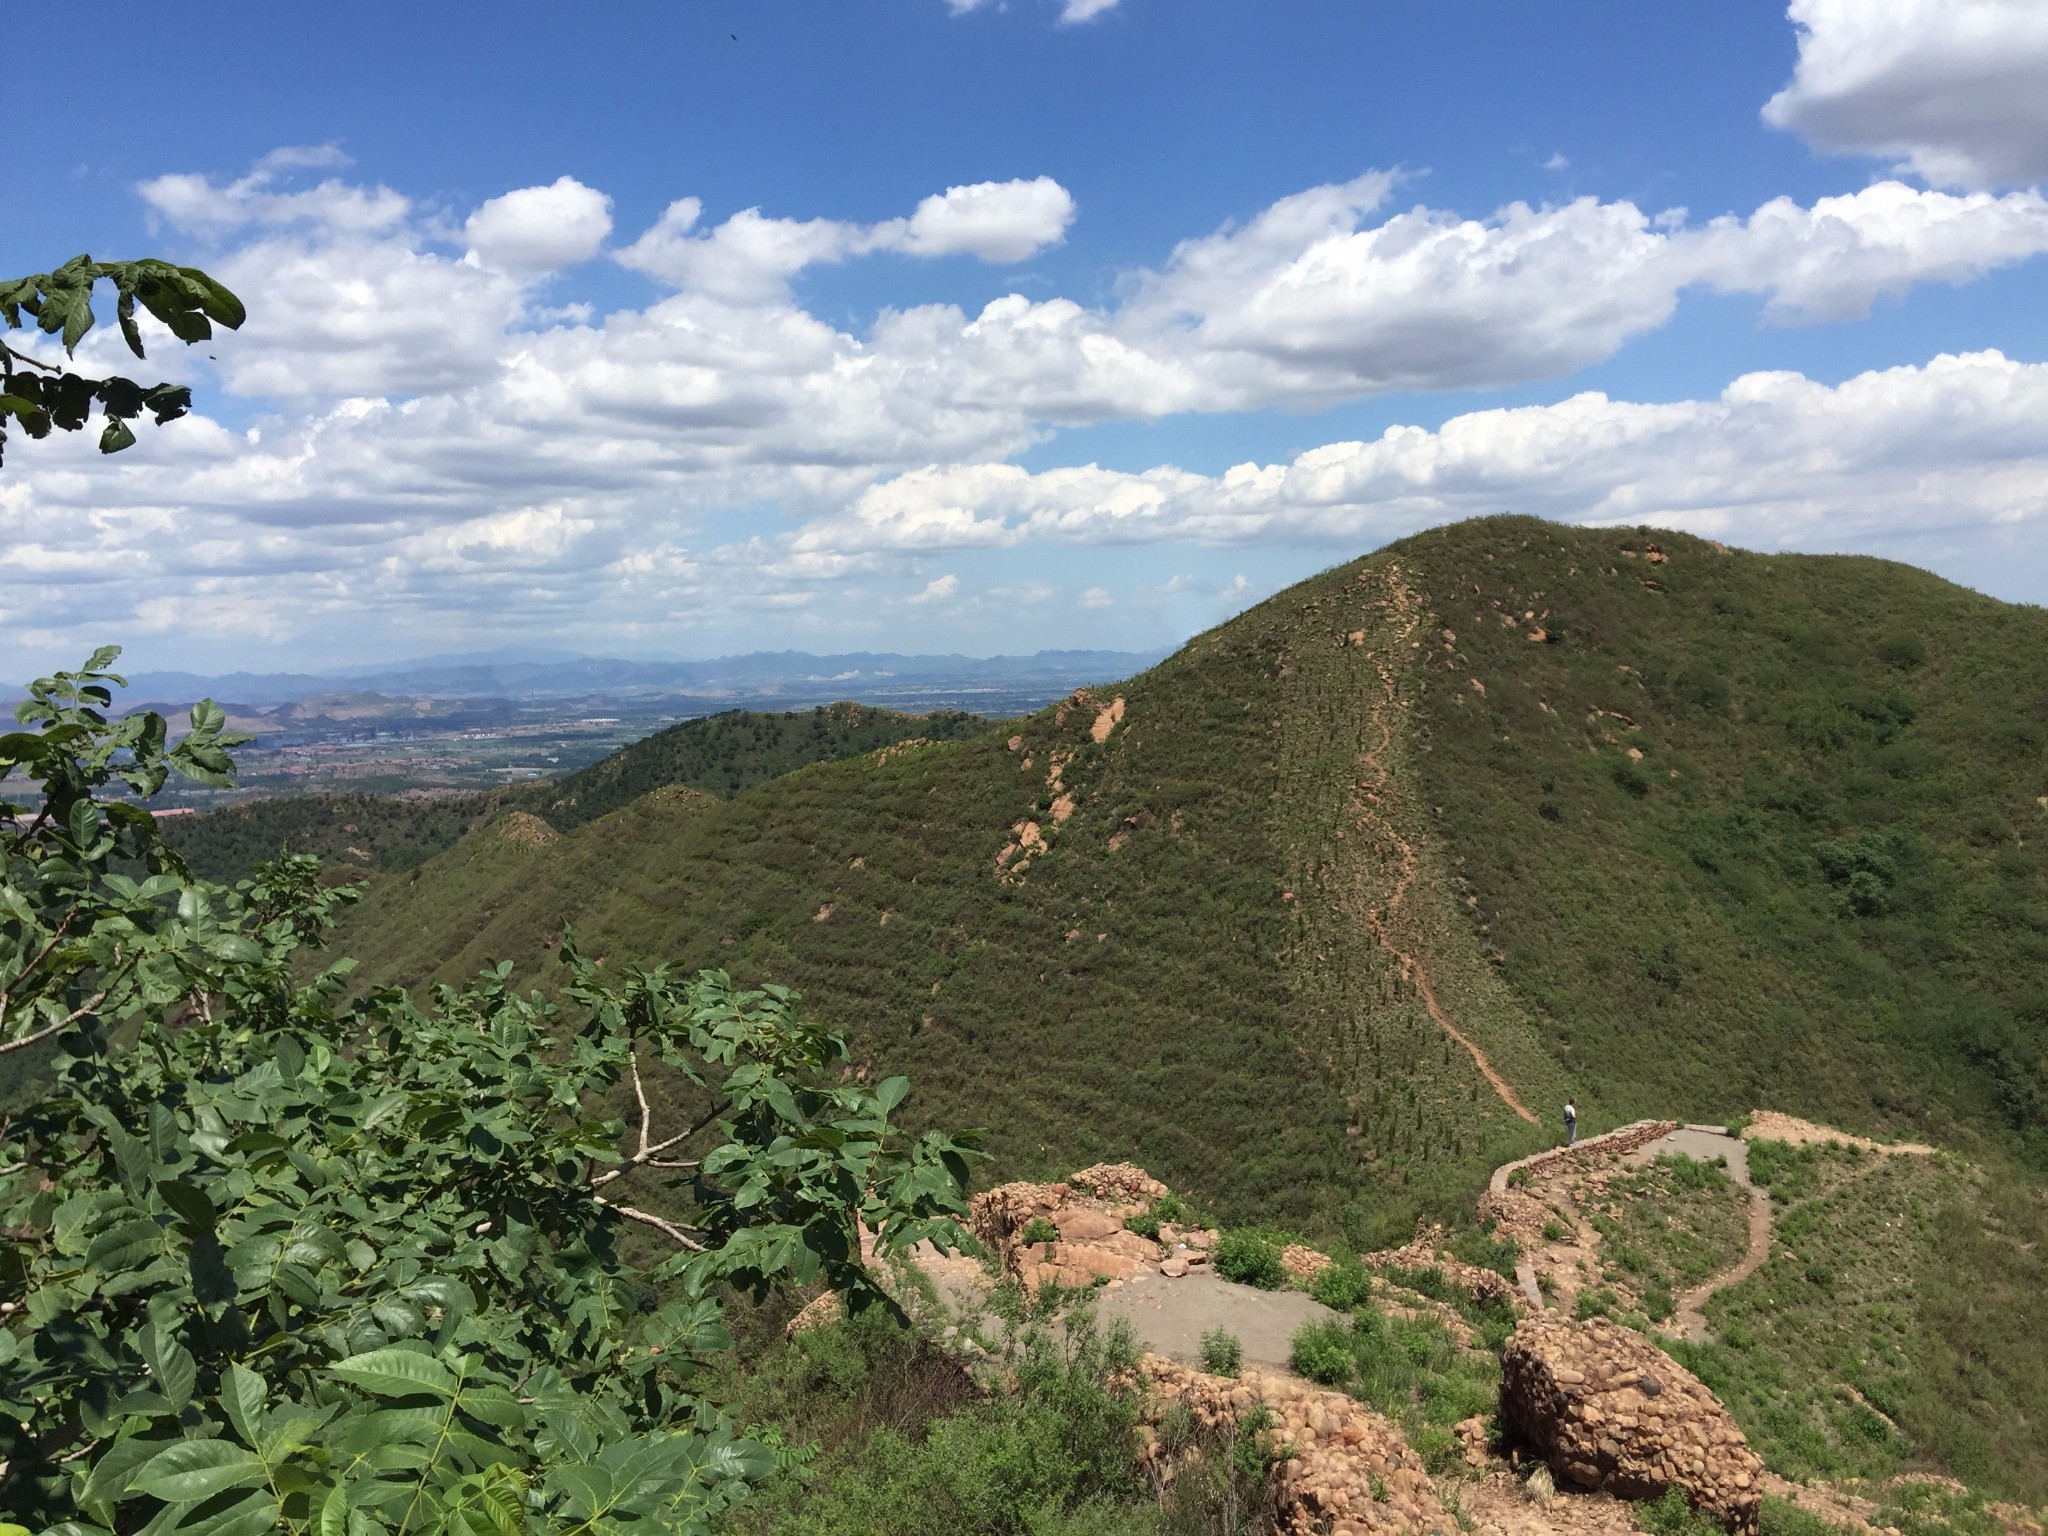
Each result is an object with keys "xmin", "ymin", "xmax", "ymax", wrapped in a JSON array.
[
  {"xmin": 464, "ymin": 177, "xmax": 613, "ymax": 274},
  {"xmin": 7, "ymin": 156, "xmax": 2048, "ymax": 662},
  {"xmin": 614, "ymin": 177, "xmax": 1073, "ymax": 299},
  {"xmin": 1764, "ymin": 0, "xmax": 2048, "ymax": 187},
  {"xmin": 7, "ymin": 350, "xmax": 2043, "ymax": 662},
  {"xmin": 795, "ymin": 350, "xmax": 2048, "ymax": 555},
  {"xmin": 884, "ymin": 176, "xmax": 1075, "ymax": 261}
]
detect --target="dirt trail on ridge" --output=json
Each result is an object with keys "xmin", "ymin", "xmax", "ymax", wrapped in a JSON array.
[{"xmin": 1353, "ymin": 564, "xmax": 1539, "ymax": 1125}]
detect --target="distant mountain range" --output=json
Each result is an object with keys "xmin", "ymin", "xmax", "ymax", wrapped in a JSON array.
[{"xmin": 117, "ymin": 648, "xmax": 1172, "ymax": 710}]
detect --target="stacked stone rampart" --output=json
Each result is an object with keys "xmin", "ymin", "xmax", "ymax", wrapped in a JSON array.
[
  {"xmin": 1500, "ymin": 1315, "xmax": 1764, "ymax": 1534},
  {"xmin": 1137, "ymin": 1355, "xmax": 1454, "ymax": 1536}
]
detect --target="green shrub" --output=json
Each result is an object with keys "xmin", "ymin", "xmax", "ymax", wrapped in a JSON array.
[
  {"xmin": 1313, "ymin": 1260, "xmax": 1373, "ymax": 1310},
  {"xmin": 1758, "ymin": 1496, "xmax": 1843, "ymax": 1536},
  {"xmin": 1123, "ymin": 1192, "xmax": 1205, "ymax": 1240},
  {"xmin": 1021, "ymin": 1216, "xmax": 1060, "ymax": 1246},
  {"xmin": 1291, "ymin": 1321, "xmax": 1355, "ymax": 1386},
  {"xmin": 1575, "ymin": 1287, "xmax": 1619, "ymax": 1321},
  {"xmin": 1214, "ymin": 1231, "xmax": 1287, "ymax": 1290},
  {"xmin": 1657, "ymin": 1152, "xmax": 1731, "ymax": 1192},
  {"xmin": 1449, "ymin": 1226, "xmax": 1520, "ymax": 1279},
  {"xmin": 1542, "ymin": 1218, "xmax": 1570, "ymax": 1242},
  {"xmin": 1199, "ymin": 1327, "xmax": 1243, "ymax": 1377},
  {"xmin": 1390, "ymin": 1264, "xmax": 1452, "ymax": 1302},
  {"xmin": 1644, "ymin": 1284, "xmax": 1676, "ymax": 1323},
  {"xmin": 726, "ymin": 1310, "xmax": 1153, "ymax": 1536},
  {"xmin": 1640, "ymin": 1488, "xmax": 1725, "ymax": 1536}
]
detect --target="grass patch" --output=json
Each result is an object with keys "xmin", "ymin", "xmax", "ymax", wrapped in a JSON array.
[{"xmin": 1667, "ymin": 1147, "xmax": 2048, "ymax": 1502}]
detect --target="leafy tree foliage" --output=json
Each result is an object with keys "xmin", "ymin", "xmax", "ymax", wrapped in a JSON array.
[
  {"xmin": 0, "ymin": 257, "xmax": 243, "ymax": 464},
  {"xmin": 0, "ymin": 653, "xmax": 978, "ymax": 1533}
]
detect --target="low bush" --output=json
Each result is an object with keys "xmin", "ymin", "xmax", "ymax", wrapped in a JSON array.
[
  {"xmin": 1449, "ymin": 1225, "xmax": 1520, "ymax": 1278},
  {"xmin": 1657, "ymin": 1152, "xmax": 1731, "ymax": 1192},
  {"xmin": 1123, "ymin": 1192, "xmax": 1207, "ymax": 1240},
  {"xmin": 1312, "ymin": 1260, "xmax": 1372, "ymax": 1310},
  {"xmin": 1021, "ymin": 1215, "xmax": 1061, "ymax": 1245},
  {"xmin": 1199, "ymin": 1328, "xmax": 1243, "ymax": 1378},
  {"xmin": 724, "ymin": 1308, "xmax": 1155, "ymax": 1536},
  {"xmin": 1153, "ymin": 1402, "xmax": 1278, "ymax": 1534},
  {"xmin": 1575, "ymin": 1287, "xmax": 1620, "ymax": 1320},
  {"xmin": 1758, "ymin": 1497, "xmax": 1840, "ymax": 1536},
  {"xmin": 1214, "ymin": 1231, "xmax": 1287, "ymax": 1290},
  {"xmin": 1640, "ymin": 1487, "xmax": 1726, "ymax": 1536},
  {"xmin": 1291, "ymin": 1321, "xmax": 1355, "ymax": 1387}
]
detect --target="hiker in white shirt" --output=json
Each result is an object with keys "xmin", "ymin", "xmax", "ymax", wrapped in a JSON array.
[{"xmin": 1564, "ymin": 1099, "xmax": 1578, "ymax": 1147}]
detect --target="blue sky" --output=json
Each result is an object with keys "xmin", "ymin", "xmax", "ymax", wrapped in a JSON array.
[{"xmin": 5, "ymin": 0, "xmax": 2047, "ymax": 672}]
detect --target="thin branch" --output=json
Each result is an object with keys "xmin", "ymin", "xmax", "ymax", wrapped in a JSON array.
[
  {"xmin": 0, "ymin": 341, "xmax": 64, "ymax": 374},
  {"xmin": 599, "ymin": 1198, "xmax": 705, "ymax": 1251},
  {"xmin": 588, "ymin": 1053, "xmax": 719, "ymax": 1189},
  {"xmin": 631, "ymin": 1051, "xmax": 652, "ymax": 1158},
  {"xmin": 0, "ymin": 905, "xmax": 78, "ymax": 1016},
  {"xmin": 0, "ymin": 989, "xmax": 106, "ymax": 1057}
]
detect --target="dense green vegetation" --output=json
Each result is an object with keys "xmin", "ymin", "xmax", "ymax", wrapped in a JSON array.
[
  {"xmin": 0, "ymin": 652, "xmax": 983, "ymax": 1534},
  {"xmin": 330, "ymin": 518, "xmax": 2048, "ymax": 1251},
  {"xmin": 163, "ymin": 703, "xmax": 991, "ymax": 883},
  {"xmin": 711, "ymin": 1301, "xmax": 1164, "ymax": 1536},
  {"xmin": 1670, "ymin": 1141, "xmax": 2048, "ymax": 1502},
  {"xmin": 1397, "ymin": 519, "xmax": 2048, "ymax": 1165}
]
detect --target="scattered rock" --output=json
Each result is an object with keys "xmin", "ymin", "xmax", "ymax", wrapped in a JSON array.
[
  {"xmin": 1500, "ymin": 1315, "xmax": 1764, "ymax": 1534},
  {"xmin": 1283, "ymin": 1244, "xmax": 1335, "ymax": 1282},
  {"xmin": 1456, "ymin": 1415, "xmax": 1490, "ymax": 1467},
  {"xmin": 785, "ymin": 1291, "xmax": 843, "ymax": 1338}
]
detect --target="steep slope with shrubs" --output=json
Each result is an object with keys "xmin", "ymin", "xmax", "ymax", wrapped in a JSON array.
[{"xmin": 331, "ymin": 517, "xmax": 2048, "ymax": 1236}]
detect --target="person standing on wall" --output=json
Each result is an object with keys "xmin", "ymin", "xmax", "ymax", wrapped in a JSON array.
[{"xmin": 1564, "ymin": 1099, "xmax": 1577, "ymax": 1147}]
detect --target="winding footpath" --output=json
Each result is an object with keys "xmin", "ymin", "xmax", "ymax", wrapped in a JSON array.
[{"xmin": 1352, "ymin": 565, "xmax": 1539, "ymax": 1126}]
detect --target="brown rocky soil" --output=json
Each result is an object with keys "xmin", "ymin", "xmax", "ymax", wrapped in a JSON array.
[{"xmin": 1742, "ymin": 1113, "xmax": 1934, "ymax": 1155}]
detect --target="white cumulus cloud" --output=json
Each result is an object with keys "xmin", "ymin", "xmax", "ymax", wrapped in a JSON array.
[
  {"xmin": 464, "ymin": 176, "xmax": 614, "ymax": 274},
  {"xmin": 1764, "ymin": 0, "xmax": 2048, "ymax": 188},
  {"xmin": 615, "ymin": 176, "xmax": 1074, "ymax": 299}
]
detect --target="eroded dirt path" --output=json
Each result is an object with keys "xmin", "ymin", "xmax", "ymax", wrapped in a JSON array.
[
  {"xmin": 1353, "ymin": 564, "xmax": 1539, "ymax": 1125},
  {"xmin": 1665, "ymin": 1180, "xmax": 1773, "ymax": 1344}
]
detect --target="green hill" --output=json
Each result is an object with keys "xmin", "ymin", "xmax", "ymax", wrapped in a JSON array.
[
  {"xmin": 327, "ymin": 517, "xmax": 2048, "ymax": 1247},
  {"xmin": 163, "ymin": 701, "xmax": 990, "ymax": 883}
]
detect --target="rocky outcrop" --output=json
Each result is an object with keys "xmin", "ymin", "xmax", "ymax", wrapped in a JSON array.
[
  {"xmin": 1499, "ymin": 1316, "xmax": 1764, "ymax": 1534},
  {"xmin": 970, "ymin": 1168, "xmax": 1166, "ymax": 1287},
  {"xmin": 1137, "ymin": 1355, "xmax": 1454, "ymax": 1536}
]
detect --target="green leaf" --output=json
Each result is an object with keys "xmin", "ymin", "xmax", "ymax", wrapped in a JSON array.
[
  {"xmin": 157, "ymin": 1179, "xmax": 216, "ymax": 1232},
  {"xmin": 171, "ymin": 1489, "xmax": 280, "ymax": 1536},
  {"xmin": 127, "ymin": 1438, "xmax": 268, "ymax": 1502},
  {"xmin": 98, "ymin": 417, "xmax": 137, "ymax": 454},
  {"xmin": 220, "ymin": 1363, "xmax": 267, "ymax": 1449},
  {"xmin": 873, "ymin": 1075, "xmax": 910, "ymax": 1113},
  {"xmin": 327, "ymin": 1344, "xmax": 459, "ymax": 1399},
  {"xmin": 142, "ymin": 1325, "xmax": 198, "ymax": 1412}
]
